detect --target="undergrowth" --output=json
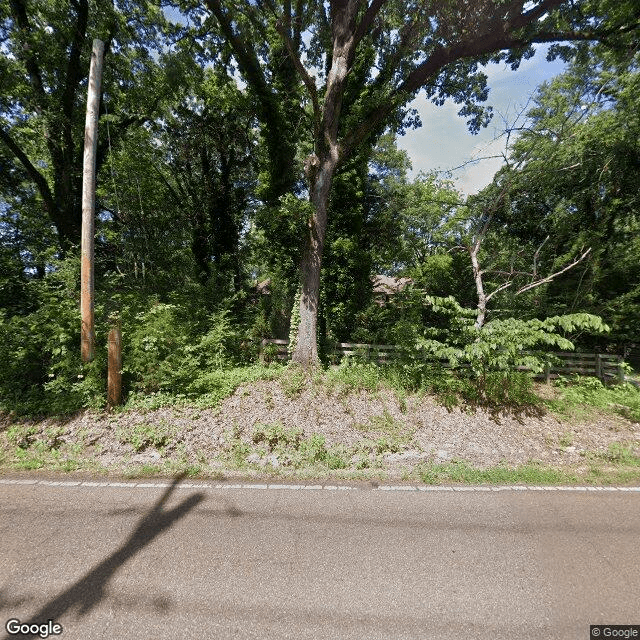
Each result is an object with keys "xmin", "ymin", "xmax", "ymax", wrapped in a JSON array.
[{"xmin": 546, "ymin": 376, "xmax": 640, "ymax": 423}]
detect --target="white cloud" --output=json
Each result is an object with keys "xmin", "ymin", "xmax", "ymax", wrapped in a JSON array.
[{"xmin": 396, "ymin": 45, "xmax": 566, "ymax": 196}]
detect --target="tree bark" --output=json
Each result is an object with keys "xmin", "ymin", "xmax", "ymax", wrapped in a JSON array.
[
  {"xmin": 289, "ymin": 0, "xmax": 358, "ymax": 368},
  {"xmin": 469, "ymin": 243, "xmax": 487, "ymax": 329},
  {"xmin": 291, "ymin": 155, "xmax": 337, "ymax": 366}
]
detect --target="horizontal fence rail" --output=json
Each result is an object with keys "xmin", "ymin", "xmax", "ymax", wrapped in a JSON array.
[{"xmin": 260, "ymin": 339, "xmax": 627, "ymax": 384}]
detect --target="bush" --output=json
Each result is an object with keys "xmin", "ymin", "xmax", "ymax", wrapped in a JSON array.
[
  {"xmin": 551, "ymin": 375, "xmax": 640, "ymax": 422},
  {"xmin": 123, "ymin": 304, "xmax": 244, "ymax": 396},
  {"xmin": 0, "ymin": 258, "xmax": 107, "ymax": 415},
  {"xmin": 401, "ymin": 295, "xmax": 610, "ymax": 408}
]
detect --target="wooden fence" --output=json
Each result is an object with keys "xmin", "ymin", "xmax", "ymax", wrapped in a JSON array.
[{"xmin": 260, "ymin": 339, "xmax": 626, "ymax": 384}]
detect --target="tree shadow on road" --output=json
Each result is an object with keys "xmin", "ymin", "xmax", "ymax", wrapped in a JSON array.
[{"xmin": 2, "ymin": 474, "xmax": 204, "ymax": 639}]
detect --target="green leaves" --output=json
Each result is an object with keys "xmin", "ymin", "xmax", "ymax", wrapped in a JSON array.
[
  {"xmin": 417, "ymin": 293, "xmax": 609, "ymax": 379},
  {"xmin": 487, "ymin": 47, "xmax": 640, "ymax": 347}
]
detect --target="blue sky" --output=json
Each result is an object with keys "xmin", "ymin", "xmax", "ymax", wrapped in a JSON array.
[{"xmin": 397, "ymin": 46, "xmax": 567, "ymax": 195}]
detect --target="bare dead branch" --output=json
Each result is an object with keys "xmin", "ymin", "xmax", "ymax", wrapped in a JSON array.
[
  {"xmin": 532, "ymin": 234, "xmax": 550, "ymax": 277},
  {"xmin": 516, "ymin": 247, "xmax": 592, "ymax": 295}
]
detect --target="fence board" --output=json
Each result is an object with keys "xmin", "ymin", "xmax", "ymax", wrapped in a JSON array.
[{"xmin": 259, "ymin": 339, "xmax": 627, "ymax": 383}]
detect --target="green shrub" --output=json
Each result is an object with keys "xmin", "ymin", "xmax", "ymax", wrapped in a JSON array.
[
  {"xmin": 551, "ymin": 376, "xmax": 640, "ymax": 422},
  {"xmin": 0, "ymin": 257, "xmax": 107, "ymax": 415},
  {"xmin": 7, "ymin": 425, "xmax": 39, "ymax": 449},
  {"xmin": 298, "ymin": 434, "xmax": 329, "ymax": 464},
  {"xmin": 602, "ymin": 443, "xmax": 640, "ymax": 465},
  {"xmin": 280, "ymin": 365, "xmax": 306, "ymax": 397},
  {"xmin": 386, "ymin": 294, "xmax": 610, "ymax": 409},
  {"xmin": 324, "ymin": 361, "xmax": 382, "ymax": 394},
  {"xmin": 252, "ymin": 422, "xmax": 303, "ymax": 450},
  {"xmin": 123, "ymin": 302, "xmax": 193, "ymax": 393}
]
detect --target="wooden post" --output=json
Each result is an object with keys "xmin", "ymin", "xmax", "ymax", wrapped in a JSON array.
[
  {"xmin": 80, "ymin": 39, "xmax": 105, "ymax": 362},
  {"xmin": 108, "ymin": 322, "xmax": 122, "ymax": 407},
  {"xmin": 617, "ymin": 355, "xmax": 625, "ymax": 384},
  {"xmin": 544, "ymin": 362, "xmax": 551, "ymax": 384},
  {"xmin": 595, "ymin": 353, "xmax": 602, "ymax": 382}
]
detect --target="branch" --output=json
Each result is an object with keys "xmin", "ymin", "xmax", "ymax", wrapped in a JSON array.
[
  {"xmin": 270, "ymin": 8, "xmax": 321, "ymax": 130},
  {"xmin": 9, "ymin": 0, "xmax": 46, "ymax": 103},
  {"xmin": 150, "ymin": 162, "xmax": 182, "ymax": 206},
  {"xmin": 205, "ymin": 0, "xmax": 271, "ymax": 99},
  {"xmin": 514, "ymin": 0, "xmax": 563, "ymax": 29},
  {"xmin": 486, "ymin": 280, "xmax": 514, "ymax": 302},
  {"xmin": 342, "ymin": 6, "xmax": 640, "ymax": 157},
  {"xmin": 61, "ymin": 0, "xmax": 88, "ymax": 123},
  {"xmin": 532, "ymin": 234, "xmax": 549, "ymax": 277},
  {"xmin": 353, "ymin": 0, "xmax": 387, "ymax": 48},
  {"xmin": 516, "ymin": 247, "xmax": 592, "ymax": 295},
  {"xmin": 0, "ymin": 125, "xmax": 55, "ymax": 213}
]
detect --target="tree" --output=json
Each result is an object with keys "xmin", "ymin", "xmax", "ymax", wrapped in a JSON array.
[
  {"xmin": 489, "ymin": 46, "xmax": 640, "ymax": 348},
  {"xmin": 0, "ymin": 0, "xmax": 183, "ymax": 255},
  {"xmin": 195, "ymin": 0, "xmax": 640, "ymax": 366},
  {"xmin": 156, "ymin": 68, "xmax": 257, "ymax": 291}
]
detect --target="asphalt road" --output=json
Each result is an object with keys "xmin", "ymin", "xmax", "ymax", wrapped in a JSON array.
[{"xmin": 1, "ymin": 478, "xmax": 639, "ymax": 640}]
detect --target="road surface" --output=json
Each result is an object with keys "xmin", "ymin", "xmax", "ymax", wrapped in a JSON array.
[{"xmin": 1, "ymin": 477, "xmax": 639, "ymax": 639}]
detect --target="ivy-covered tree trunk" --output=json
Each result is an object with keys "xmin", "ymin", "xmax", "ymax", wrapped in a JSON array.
[
  {"xmin": 290, "ymin": 0, "xmax": 353, "ymax": 367},
  {"xmin": 292, "ymin": 154, "xmax": 337, "ymax": 366}
]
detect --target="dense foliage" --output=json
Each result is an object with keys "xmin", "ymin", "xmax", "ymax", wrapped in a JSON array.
[{"xmin": 1, "ymin": 1, "xmax": 639, "ymax": 415}]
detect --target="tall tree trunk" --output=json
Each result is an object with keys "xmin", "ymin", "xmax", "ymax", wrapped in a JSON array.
[
  {"xmin": 291, "ymin": 155, "xmax": 337, "ymax": 366},
  {"xmin": 286, "ymin": 0, "xmax": 357, "ymax": 367}
]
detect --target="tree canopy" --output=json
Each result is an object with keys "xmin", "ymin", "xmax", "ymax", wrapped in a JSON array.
[
  {"xmin": 185, "ymin": 0, "xmax": 640, "ymax": 365},
  {"xmin": 1, "ymin": 0, "xmax": 639, "ymax": 413}
]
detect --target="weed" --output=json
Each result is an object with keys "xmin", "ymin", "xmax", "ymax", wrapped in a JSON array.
[
  {"xmin": 374, "ymin": 437, "xmax": 402, "ymax": 454},
  {"xmin": 325, "ymin": 447, "xmax": 349, "ymax": 470},
  {"xmin": 354, "ymin": 410, "xmax": 415, "ymax": 451},
  {"xmin": 324, "ymin": 361, "xmax": 381, "ymax": 395},
  {"xmin": 600, "ymin": 442, "xmax": 640, "ymax": 466},
  {"xmin": 558, "ymin": 432, "xmax": 574, "ymax": 448},
  {"xmin": 117, "ymin": 422, "xmax": 174, "ymax": 453},
  {"xmin": 549, "ymin": 377, "xmax": 640, "ymax": 423},
  {"xmin": 264, "ymin": 390, "xmax": 275, "ymax": 410},
  {"xmin": 7, "ymin": 425, "xmax": 39, "ymax": 449},
  {"xmin": 43, "ymin": 426, "xmax": 66, "ymax": 450},
  {"xmin": 353, "ymin": 454, "xmax": 370, "ymax": 470},
  {"xmin": 417, "ymin": 460, "xmax": 575, "ymax": 485},
  {"xmin": 123, "ymin": 463, "xmax": 163, "ymax": 478},
  {"xmin": 298, "ymin": 434, "xmax": 328, "ymax": 464},
  {"xmin": 125, "ymin": 365, "xmax": 282, "ymax": 411},
  {"xmin": 281, "ymin": 365, "xmax": 306, "ymax": 398},
  {"xmin": 220, "ymin": 428, "xmax": 251, "ymax": 467},
  {"xmin": 252, "ymin": 423, "xmax": 303, "ymax": 450}
]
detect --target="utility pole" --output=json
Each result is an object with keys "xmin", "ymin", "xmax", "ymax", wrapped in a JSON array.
[{"xmin": 80, "ymin": 39, "xmax": 105, "ymax": 362}]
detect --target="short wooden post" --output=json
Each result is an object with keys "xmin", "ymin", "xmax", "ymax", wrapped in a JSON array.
[
  {"xmin": 107, "ymin": 323, "xmax": 122, "ymax": 407},
  {"xmin": 595, "ymin": 353, "xmax": 602, "ymax": 382},
  {"xmin": 617, "ymin": 356, "xmax": 625, "ymax": 384},
  {"xmin": 544, "ymin": 361, "xmax": 551, "ymax": 384}
]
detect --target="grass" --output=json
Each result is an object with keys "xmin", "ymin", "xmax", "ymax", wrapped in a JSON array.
[
  {"xmin": 117, "ymin": 421, "xmax": 176, "ymax": 453},
  {"xmin": 416, "ymin": 461, "xmax": 576, "ymax": 485},
  {"xmin": 545, "ymin": 376, "xmax": 640, "ymax": 423},
  {"xmin": 220, "ymin": 422, "xmax": 350, "ymax": 471},
  {"xmin": 353, "ymin": 409, "xmax": 416, "ymax": 453},
  {"xmin": 123, "ymin": 364, "xmax": 283, "ymax": 411}
]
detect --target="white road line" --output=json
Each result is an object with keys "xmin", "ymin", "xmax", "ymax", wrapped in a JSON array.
[{"xmin": 0, "ymin": 478, "xmax": 639, "ymax": 492}]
